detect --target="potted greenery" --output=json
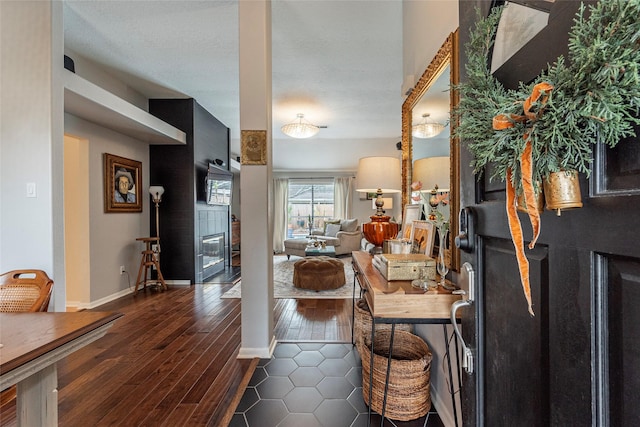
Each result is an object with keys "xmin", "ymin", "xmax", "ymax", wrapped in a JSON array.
[{"xmin": 454, "ymin": 0, "xmax": 640, "ymax": 314}]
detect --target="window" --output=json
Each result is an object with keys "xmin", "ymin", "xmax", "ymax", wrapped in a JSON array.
[{"xmin": 288, "ymin": 179, "xmax": 334, "ymax": 237}]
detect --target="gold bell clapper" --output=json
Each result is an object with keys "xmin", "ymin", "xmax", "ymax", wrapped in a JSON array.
[{"xmin": 543, "ymin": 170, "xmax": 583, "ymax": 216}]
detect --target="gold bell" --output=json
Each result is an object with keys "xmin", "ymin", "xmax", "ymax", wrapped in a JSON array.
[
  {"xmin": 543, "ymin": 170, "xmax": 583, "ymax": 216},
  {"xmin": 516, "ymin": 183, "xmax": 545, "ymax": 214}
]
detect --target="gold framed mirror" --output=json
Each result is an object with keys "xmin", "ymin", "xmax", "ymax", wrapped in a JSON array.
[{"xmin": 401, "ymin": 29, "xmax": 460, "ymax": 272}]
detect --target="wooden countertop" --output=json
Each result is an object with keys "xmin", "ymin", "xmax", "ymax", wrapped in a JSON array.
[{"xmin": 352, "ymin": 251, "xmax": 461, "ymax": 320}]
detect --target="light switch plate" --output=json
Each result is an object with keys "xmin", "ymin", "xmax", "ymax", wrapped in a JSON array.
[{"xmin": 26, "ymin": 182, "xmax": 36, "ymax": 198}]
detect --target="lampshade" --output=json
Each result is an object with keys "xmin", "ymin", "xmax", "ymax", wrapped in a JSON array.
[
  {"xmin": 149, "ymin": 186, "xmax": 165, "ymax": 202},
  {"xmin": 413, "ymin": 157, "xmax": 450, "ymax": 192},
  {"xmin": 355, "ymin": 157, "xmax": 402, "ymax": 194},
  {"xmin": 281, "ymin": 113, "xmax": 319, "ymax": 139},
  {"xmin": 412, "ymin": 113, "xmax": 445, "ymax": 139}
]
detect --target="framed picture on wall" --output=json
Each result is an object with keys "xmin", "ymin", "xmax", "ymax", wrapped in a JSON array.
[
  {"xmin": 104, "ymin": 153, "xmax": 142, "ymax": 213},
  {"xmin": 401, "ymin": 204, "xmax": 421, "ymax": 240},
  {"xmin": 241, "ymin": 130, "xmax": 267, "ymax": 165}
]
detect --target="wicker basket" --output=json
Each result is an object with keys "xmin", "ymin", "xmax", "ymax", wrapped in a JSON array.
[
  {"xmin": 361, "ymin": 329, "xmax": 432, "ymax": 421},
  {"xmin": 353, "ymin": 298, "xmax": 412, "ymax": 358}
]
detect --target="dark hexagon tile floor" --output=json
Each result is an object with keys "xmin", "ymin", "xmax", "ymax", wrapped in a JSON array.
[{"xmin": 230, "ymin": 342, "xmax": 445, "ymax": 427}]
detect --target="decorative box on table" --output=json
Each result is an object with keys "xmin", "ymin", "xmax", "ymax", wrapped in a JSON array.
[{"xmin": 372, "ymin": 253, "xmax": 436, "ymax": 281}]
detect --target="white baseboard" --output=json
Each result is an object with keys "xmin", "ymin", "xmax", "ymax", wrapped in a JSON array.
[
  {"xmin": 66, "ymin": 281, "xmax": 190, "ymax": 310},
  {"xmin": 237, "ymin": 336, "xmax": 277, "ymax": 359},
  {"xmin": 430, "ymin": 385, "xmax": 461, "ymax": 427},
  {"xmin": 67, "ymin": 287, "xmax": 133, "ymax": 310},
  {"xmin": 165, "ymin": 280, "xmax": 190, "ymax": 286}
]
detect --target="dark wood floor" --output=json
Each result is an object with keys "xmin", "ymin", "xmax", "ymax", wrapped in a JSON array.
[
  {"xmin": 0, "ymin": 283, "xmax": 353, "ymax": 426},
  {"xmin": 274, "ymin": 298, "xmax": 354, "ymax": 342}
]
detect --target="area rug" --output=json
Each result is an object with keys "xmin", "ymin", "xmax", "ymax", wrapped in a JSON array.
[{"xmin": 221, "ymin": 256, "xmax": 358, "ymax": 299}]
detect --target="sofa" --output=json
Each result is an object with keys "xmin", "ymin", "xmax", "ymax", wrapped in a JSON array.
[{"xmin": 284, "ymin": 218, "xmax": 362, "ymax": 258}]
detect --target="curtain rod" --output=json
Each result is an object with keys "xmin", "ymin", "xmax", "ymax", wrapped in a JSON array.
[{"xmin": 287, "ymin": 176, "xmax": 356, "ymax": 180}]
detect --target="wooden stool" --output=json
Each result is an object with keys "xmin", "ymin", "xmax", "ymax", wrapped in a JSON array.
[{"xmin": 134, "ymin": 237, "xmax": 167, "ymax": 293}]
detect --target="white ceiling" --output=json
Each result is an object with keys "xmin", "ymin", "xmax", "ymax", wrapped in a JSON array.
[{"xmin": 63, "ymin": 0, "xmax": 445, "ymax": 172}]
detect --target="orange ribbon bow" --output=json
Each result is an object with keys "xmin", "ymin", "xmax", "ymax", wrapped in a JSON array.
[{"xmin": 493, "ymin": 82, "xmax": 553, "ymax": 316}]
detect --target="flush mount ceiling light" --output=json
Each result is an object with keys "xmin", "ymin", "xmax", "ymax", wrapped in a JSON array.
[
  {"xmin": 412, "ymin": 113, "xmax": 445, "ymax": 139},
  {"xmin": 281, "ymin": 113, "xmax": 320, "ymax": 139}
]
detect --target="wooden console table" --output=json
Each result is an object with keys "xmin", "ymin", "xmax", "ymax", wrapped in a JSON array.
[
  {"xmin": 351, "ymin": 251, "xmax": 462, "ymax": 427},
  {"xmin": 0, "ymin": 311, "xmax": 122, "ymax": 426}
]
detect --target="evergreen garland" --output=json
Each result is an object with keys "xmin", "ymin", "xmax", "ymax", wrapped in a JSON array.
[{"xmin": 455, "ymin": 0, "xmax": 640, "ymax": 194}]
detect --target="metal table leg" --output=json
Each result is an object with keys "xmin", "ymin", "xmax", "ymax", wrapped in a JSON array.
[
  {"xmin": 380, "ymin": 323, "xmax": 396, "ymax": 426},
  {"xmin": 443, "ymin": 324, "xmax": 460, "ymax": 427},
  {"xmin": 351, "ymin": 272, "xmax": 356, "ymax": 345},
  {"xmin": 367, "ymin": 316, "xmax": 375, "ymax": 426}
]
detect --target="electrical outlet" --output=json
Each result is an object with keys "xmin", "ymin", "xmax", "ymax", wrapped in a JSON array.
[{"xmin": 120, "ymin": 265, "xmax": 125, "ymax": 275}]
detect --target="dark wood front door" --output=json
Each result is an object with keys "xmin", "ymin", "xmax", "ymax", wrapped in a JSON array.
[{"xmin": 458, "ymin": 1, "xmax": 640, "ymax": 425}]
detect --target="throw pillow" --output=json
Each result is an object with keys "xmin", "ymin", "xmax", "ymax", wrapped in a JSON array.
[
  {"xmin": 340, "ymin": 218, "xmax": 358, "ymax": 232},
  {"xmin": 323, "ymin": 219, "xmax": 341, "ymax": 235},
  {"xmin": 325, "ymin": 223, "xmax": 341, "ymax": 237}
]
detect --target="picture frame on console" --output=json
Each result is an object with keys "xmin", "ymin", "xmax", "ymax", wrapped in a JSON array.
[
  {"xmin": 410, "ymin": 220, "xmax": 436, "ymax": 257},
  {"xmin": 104, "ymin": 153, "xmax": 142, "ymax": 213},
  {"xmin": 401, "ymin": 204, "xmax": 421, "ymax": 240}
]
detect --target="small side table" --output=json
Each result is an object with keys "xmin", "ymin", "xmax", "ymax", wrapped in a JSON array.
[{"xmin": 134, "ymin": 237, "xmax": 167, "ymax": 293}]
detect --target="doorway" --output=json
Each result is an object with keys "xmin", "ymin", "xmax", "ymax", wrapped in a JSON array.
[{"xmin": 63, "ymin": 134, "xmax": 90, "ymax": 311}]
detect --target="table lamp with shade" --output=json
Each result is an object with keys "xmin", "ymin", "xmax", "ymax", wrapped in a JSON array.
[
  {"xmin": 412, "ymin": 156, "xmax": 449, "ymax": 220},
  {"xmin": 356, "ymin": 157, "xmax": 401, "ymax": 253}
]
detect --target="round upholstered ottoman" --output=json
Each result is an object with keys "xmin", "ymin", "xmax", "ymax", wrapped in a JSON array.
[{"xmin": 293, "ymin": 256, "xmax": 346, "ymax": 291}]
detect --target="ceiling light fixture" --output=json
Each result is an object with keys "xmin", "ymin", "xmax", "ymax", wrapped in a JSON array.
[
  {"xmin": 281, "ymin": 113, "xmax": 320, "ymax": 139},
  {"xmin": 412, "ymin": 113, "xmax": 445, "ymax": 139}
]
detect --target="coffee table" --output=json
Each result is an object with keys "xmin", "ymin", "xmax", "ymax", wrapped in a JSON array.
[{"xmin": 305, "ymin": 245, "xmax": 336, "ymax": 257}]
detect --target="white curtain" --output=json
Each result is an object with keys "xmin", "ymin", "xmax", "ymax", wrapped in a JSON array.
[
  {"xmin": 273, "ymin": 178, "xmax": 289, "ymax": 253},
  {"xmin": 334, "ymin": 177, "xmax": 354, "ymax": 219}
]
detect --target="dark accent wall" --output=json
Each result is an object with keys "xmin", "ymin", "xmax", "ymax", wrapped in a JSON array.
[{"xmin": 149, "ymin": 98, "xmax": 230, "ymax": 283}]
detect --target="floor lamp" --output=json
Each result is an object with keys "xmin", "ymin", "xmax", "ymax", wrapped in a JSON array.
[
  {"xmin": 149, "ymin": 186, "xmax": 165, "ymax": 253},
  {"xmin": 356, "ymin": 157, "xmax": 401, "ymax": 253}
]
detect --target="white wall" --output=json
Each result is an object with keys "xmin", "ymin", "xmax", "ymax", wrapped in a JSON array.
[
  {"xmin": 64, "ymin": 47, "xmax": 167, "ymax": 111},
  {"xmin": 1, "ymin": 1, "xmax": 66, "ymax": 311},
  {"xmin": 403, "ymin": 1, "xmax": 461, "ymax": 426},
  {"xmin": 0, "ymin": 2, "xmax": 152, "ymax": 311},
  {"xmin": 403, "ymin": 0, "xmax": 459, "ymax": 91},
  {"xmin": 64, "ymin": 114, "xmax": 150, "ymax": 306}
]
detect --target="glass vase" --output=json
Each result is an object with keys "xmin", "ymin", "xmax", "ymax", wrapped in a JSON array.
[{"xmin": 437, "ymin": 226, "xmax": 449, "ymax": 288}]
